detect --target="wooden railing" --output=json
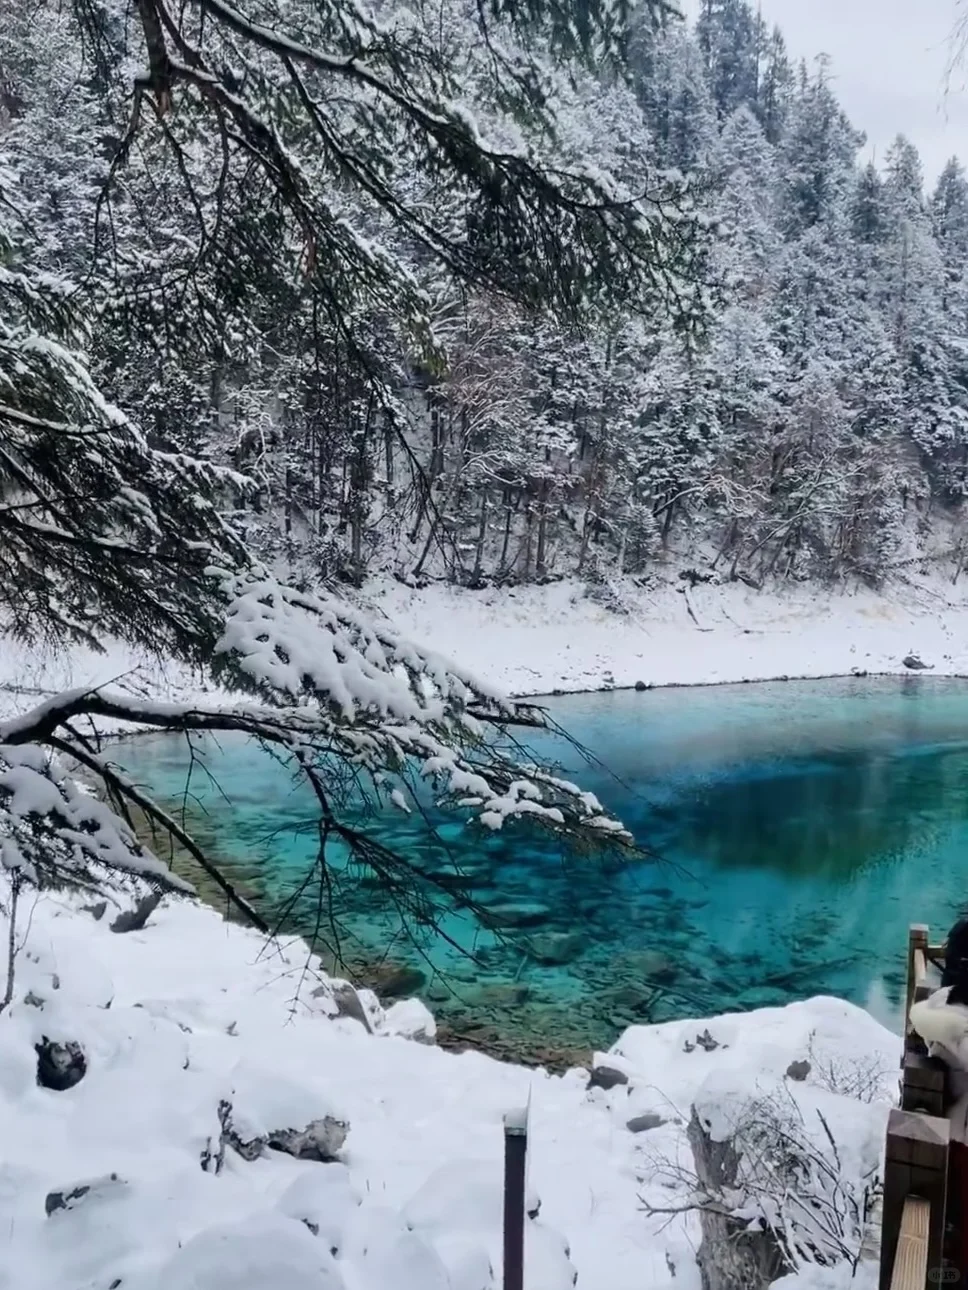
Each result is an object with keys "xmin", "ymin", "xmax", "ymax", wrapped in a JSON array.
[{"xmin": 879, "ymin": 924, "xmax": 954, "ymax": 1290}]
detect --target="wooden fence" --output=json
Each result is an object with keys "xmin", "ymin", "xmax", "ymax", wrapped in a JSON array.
[{"xmin": 879, "ymin": 924, "xmax": 956, "ymax": 1290}]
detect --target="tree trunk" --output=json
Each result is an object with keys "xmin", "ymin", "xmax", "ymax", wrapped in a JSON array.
[
  {"xmin": 472, "ymin": 490, "xmax": 488, "ymax": 585},
  {"xmin": 498, "ymin": 489, "xmax": 514, "ymax": 573},
  {"xmin": 535, "ymin": 478, "xmax": 549, "ymax": 578},
  {"xmin": 520, "ymin": 498, "xmax": 535, "ymax": 581},
  {"xmin": 385, "ymin": 423, "xmax": 395, "ymax": 511},
  {"xmin": 687, "ymin": 1108, "xmax": 789, "ymax": 1290}
]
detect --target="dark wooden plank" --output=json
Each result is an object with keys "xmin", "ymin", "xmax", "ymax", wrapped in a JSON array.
[{"xmin": 901, "ymin": 1053, "xmax": 946, "ymax": 1118}]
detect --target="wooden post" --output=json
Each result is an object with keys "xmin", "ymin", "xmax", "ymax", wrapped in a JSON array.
[
  {"xmin": 879, "ymin": 1108, "xmax": 949, "ymax": 1290},
  {"xmin": 503, "ymin": 1107, "xmax": 528, "ymax": 1290},
  {"xmin": 901, "ymin": 1051, "xmax": 946, "ymax": 1116},
  {"xmin": 903, "ymin": 925, "xmax": 947, "ymax": 1113},
  {"xmin": 906, "ymin": 925, "xmax": 930, "ymax": 1032}
]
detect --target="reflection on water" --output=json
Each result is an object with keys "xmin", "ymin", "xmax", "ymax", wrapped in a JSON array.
[{"xmin": 115, "ymin": 675, "xmax": 968, "ymax": 1062}]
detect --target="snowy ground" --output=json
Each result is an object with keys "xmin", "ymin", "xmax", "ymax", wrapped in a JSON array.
[
  {"xmin": 0, "ymin": 890, "xmax": 894, "ymax": 1290},
  {"xmin": 366, "ymin": 569, "xmax": 968, "ymax": 695}
]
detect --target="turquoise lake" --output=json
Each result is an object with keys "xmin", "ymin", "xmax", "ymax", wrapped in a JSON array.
[{"xmin": 117, "ymin": 675, "xmax": 968, "ymax": 1062}]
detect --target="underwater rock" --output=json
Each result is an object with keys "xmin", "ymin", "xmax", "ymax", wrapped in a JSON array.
[
  {"xmin": 615, "ymin": 948, "xmax": 679, "ymax": 985},
  {"xmin": 466, "ymin": 982, "xmax": 531, "ymax": 1009},
  {"xmin": 602, "ymin": 985, "xmax": 658, "ymax": 1020},
  {"xmin": 366, "ymin": 963, "xmax": 427, "ymax": 999},
  {"xmin": 525, "ymin": 931, "xmax": 583, "ymax": 966},
  {"xmin": 479, "ymin": 902, "xmax": 552, "ymax": 930}
]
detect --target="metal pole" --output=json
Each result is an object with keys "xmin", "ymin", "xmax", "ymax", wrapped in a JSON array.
[{"xmin": 503, "ymin": 1107, "xmax": 528, "ymax": 1290}]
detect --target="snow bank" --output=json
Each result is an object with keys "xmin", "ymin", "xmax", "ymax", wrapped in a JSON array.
[
  {"xmin": 5, "ymin": 570, "xmax": 968, "ymax": 718},
  {"xmin": 0, "ymin": 890, "xmax": 897, "ymax": 1290},
  {"xmin": 366, "ymin": 571, "xmax": 968, "ymax": 695}
]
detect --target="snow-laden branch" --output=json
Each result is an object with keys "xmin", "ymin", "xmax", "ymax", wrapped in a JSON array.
[
  {"xmin": 0, "ymin": 564, "xmax": 632, "ymax": 928},
  {"xmin": 0, "ymin": 742, "xmax": 193, "ymax": 893}
]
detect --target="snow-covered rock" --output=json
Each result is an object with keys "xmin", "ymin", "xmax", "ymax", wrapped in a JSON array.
[
  {"xmin": 276, "ymin": 1164, "xmax": 361, "ymax": 1251},
  {"xmin": 149, "ymin": 1212, "xmax": 347, "ymax": 1290},
  {"xmin": 380, "ymin": 998, "xmax": 437, "ymax": 1044}
]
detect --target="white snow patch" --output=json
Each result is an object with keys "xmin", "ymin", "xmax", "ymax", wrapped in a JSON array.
[{"xmin": 364, "ymin": 571, "xmax": 968, "ymax": 695}]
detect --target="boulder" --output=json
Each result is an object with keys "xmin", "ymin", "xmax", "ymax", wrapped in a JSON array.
[
  {"xmin": 588, "ymin": 1064, "xmax": 629, "ymax": 1091},
  {"xmin": 785, "ymin": 1059, "xmax": 811, "ymax": 1082},
  {"xmin": 156, "ymin": 1213, "xmax": 346, "ymax": 1290},
  {"xmin": 35, "ymin": 1038, "xmax": 86, "ymax": 1091},
  {"xmin": 325, "ymin": 982, "xmax": 373, "ymax": 1033},
  {"xmin": 381, "ymin": 998, "xmax": 436, "ymax": 1044},
  {"xmin": 634, "ymin": 680, "xmax": 649, "ymax": 692},
  {"xmin": 626, "ymin": 1113, "xmax": 668, "ymax": 1134}
]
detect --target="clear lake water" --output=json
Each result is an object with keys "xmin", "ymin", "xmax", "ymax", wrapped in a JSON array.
[{"xmin": 114, "ymin": 675, "xmax": 968, "ymax": 1063}]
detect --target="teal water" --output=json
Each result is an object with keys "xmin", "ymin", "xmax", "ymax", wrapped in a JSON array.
[{"xmin": 116, "ymin": 675, "xmax": 968, "ymax": 1060}]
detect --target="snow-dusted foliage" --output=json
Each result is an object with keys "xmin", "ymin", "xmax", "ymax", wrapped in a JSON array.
[{"xmin": 2, "ymin": 0, "xmax": 952, "ymax": 591}]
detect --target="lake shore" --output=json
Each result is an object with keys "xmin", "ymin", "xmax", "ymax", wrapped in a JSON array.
[{"xmin": 364, "ymin": 569, "xmax": 968, "ymax": 697}]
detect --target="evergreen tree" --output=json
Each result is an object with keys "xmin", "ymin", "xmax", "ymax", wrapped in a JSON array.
[
  {"xmin": 758, "ymin": 26, "xmax": 794, "ymax": 144},
  {"xmin": 779, "ymin": 58, "xmax": 863, "ymax": 236},
  {"xmin": 695, "ymin": 0, "xmax": 764, "ymax": 120}
]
